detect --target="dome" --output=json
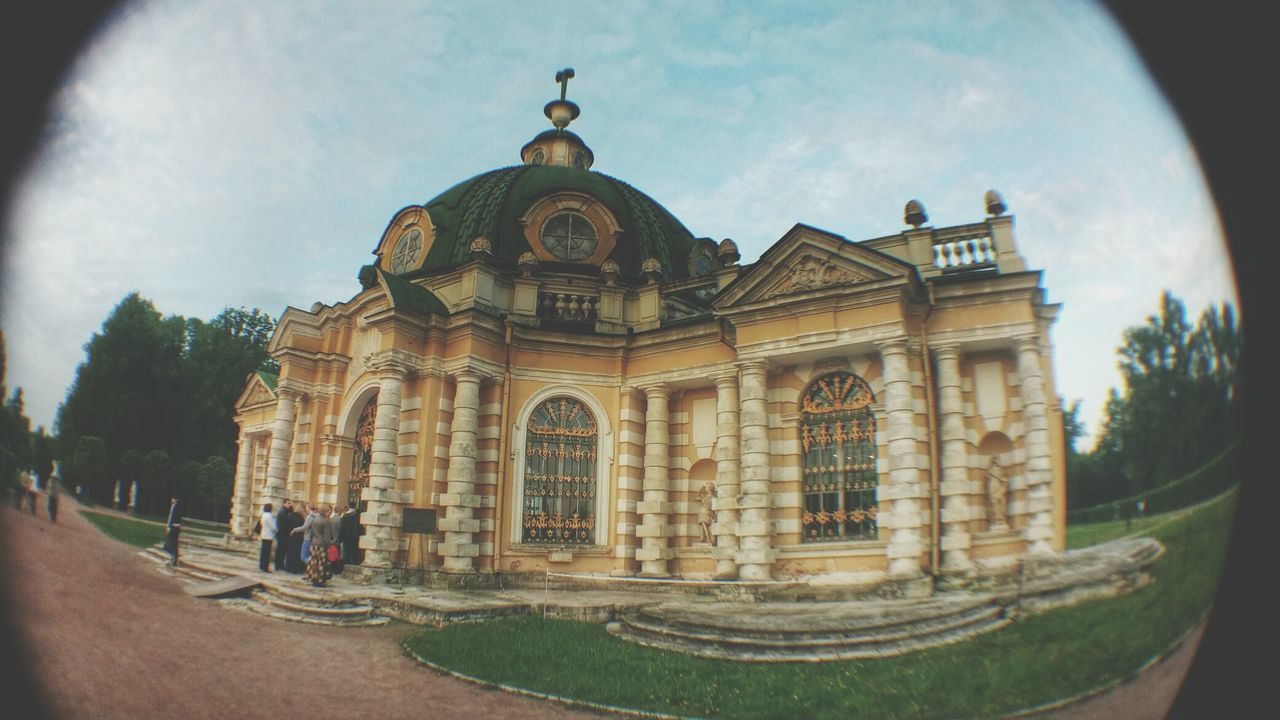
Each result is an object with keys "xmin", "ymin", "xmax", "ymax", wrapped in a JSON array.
[{"xmin": 406, "ymin": 163, "xmax": 700, "ymax": 282}]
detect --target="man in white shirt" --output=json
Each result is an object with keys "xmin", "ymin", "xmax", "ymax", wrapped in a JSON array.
[{"xmin": 258, "ymin": 502, "xmax": 278, "ymax": 572}]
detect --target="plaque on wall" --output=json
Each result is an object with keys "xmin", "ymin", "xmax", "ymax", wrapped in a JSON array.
[{"xmin": 401, "ymin": 508, "xmax": 437, "ymax": 534}]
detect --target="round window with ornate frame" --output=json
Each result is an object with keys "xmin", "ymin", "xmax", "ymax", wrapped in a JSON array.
[
  {"xmin": 540, "ymin": 211, "xmax": 599, "ymax": 262},
  {"xmin": 390, "ymin": 228, "xmax": 423, "ymax": 274}
]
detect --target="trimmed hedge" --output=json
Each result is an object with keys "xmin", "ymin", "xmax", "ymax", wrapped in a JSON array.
[{"xmin": 1067, "ymin": 440, "xmax": 1242, "ymax": 525}]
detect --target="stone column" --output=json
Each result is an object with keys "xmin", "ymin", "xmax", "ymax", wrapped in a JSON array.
[
  {"xmin": 285, "ymin": 394, "xmax": 309, "ymax": 500},
  {"xmin": 231, "ymin": 431, "xmax": 255, "ymax": 537},
  {"xmin": 636, "ymin": 386, "xmax": 672, "ymax": 577},
  {"xmin": 439, "ymin": 369, "xmax": 482, "ymax": 573},
  {"xmin": 713, "ymin": 373, "xmax": 741, "ymax": 579},
  {"xmin": 736, "ymin": 361, "xmax": 773, "ymax": 581},
  {"xmin": 935, "ymin": 345, "xmax": 973, "ymax": 571},
  {"xmin": 1017, "ymin": 335, "xmax": 1055, "ymax": 556},
  {"xmin": 880, "ymin": 338, "xmax": 925, "ymax": 578},
  {"xmin": 361, "ymin": 363, "xmax": 409, "ymax": 569},
  {"xmin": 263, "ymin": 386, "xmax": 297, "ymax": 510}
]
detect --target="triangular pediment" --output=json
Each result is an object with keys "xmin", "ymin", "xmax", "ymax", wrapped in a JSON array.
[
  {"xmin": 235, "ymin": 372, "xmax": 278, "ymax": 411},
  {"xmin": 712, "ymin": 224, "xmax": 916, "ymax": 308}
]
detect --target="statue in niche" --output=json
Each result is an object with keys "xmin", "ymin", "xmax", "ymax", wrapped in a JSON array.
[
  {"xmin": 697, "ymin": 482, "xmax": 716, "ymax": 545},
  {"xmin": 986, "ymin": 457, "xmax": 1009, "ymax": 530}
]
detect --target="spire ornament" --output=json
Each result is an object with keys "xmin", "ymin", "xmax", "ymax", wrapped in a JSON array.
[{"xmin": 544, "ymin": 68, "xmax": 581, "ymax": 130}]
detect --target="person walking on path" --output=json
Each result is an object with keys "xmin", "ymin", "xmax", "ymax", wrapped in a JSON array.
[
  {"xmin": 258, "ymin": 502, "xmax": 277, "ymax": 572},
  {"xmin": 163, "ymin": 496, "xmax": 183, "ymax": 565},
  {"xmin": 46, "ymin": 475, "xmax": 60, "ymax": 523},
  {"xmin": 303, "ymin": 504, "xmax": 337, "ymax": 587}
]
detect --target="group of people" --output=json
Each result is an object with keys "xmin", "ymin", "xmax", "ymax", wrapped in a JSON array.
[
  {"xmin": 257, "ymin": 500, "xmax": 360, "ymax": 587},
  {"xmin": 11, "ymin": 467, "xmax": 61, "ymax": 523}
]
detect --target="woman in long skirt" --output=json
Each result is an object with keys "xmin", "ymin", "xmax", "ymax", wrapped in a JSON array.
[{"xmin": 303, "ymin": 504, "xmax": 337, "ymax": 587}]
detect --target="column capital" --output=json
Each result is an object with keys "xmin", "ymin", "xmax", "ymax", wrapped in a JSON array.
[
  {"xmin": 735, "ymin": 359, "xmax": 770, "ymax": 376},
  {"xmin": 932, "ymin": 343, "xmax": 961, "ymax": 362},
  {"xmin": 367, "ymin": 348, "xmax": 417, "ymax": 378},
  {"xmin": 642, "ymin": 384, "xmax": 670, "ymax": 401},
  {"xmin": 714, "ymin": 372, "xmax": 740, "ymax": 390},
  {"xmin": 1015, "ymin": 334, "xmax": 1042, "ymax": 353},
  {"xmin": 274, "ymin": 380, "xmax": 304, "ymax": 400},
  {"xmin": 876, "ymin": 334, "xmax": 911, "ymax": 355}
]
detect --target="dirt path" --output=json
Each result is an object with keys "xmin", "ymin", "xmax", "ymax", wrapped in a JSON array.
[
  {"xmin": 1, "ymin": 496, "xmax": 1204, "ymax": 719},
  {"xmin": 0, "ymin": 498, "xmax": 593, "ymax": 720}
]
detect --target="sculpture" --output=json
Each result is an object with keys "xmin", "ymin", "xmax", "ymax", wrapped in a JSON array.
[
  {"xmin": 697, "ymin": 482, "xmax": 716, "ymax": 545},
  {"xmin": 986, "ymin": 458, "xmax": 1008, "ymax": 530}
]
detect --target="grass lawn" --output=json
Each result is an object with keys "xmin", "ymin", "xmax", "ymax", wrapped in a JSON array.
[
  {"xmin": 81, "ymin": 509, "xmax": 168, "ymax": 548},
  {"xmin": 404, "ymin": 489, "xmax": 1238, "ymax": 719},
  {"xmin": 80, "ymin": 508, "xmax": 224, "ymax": 545}
]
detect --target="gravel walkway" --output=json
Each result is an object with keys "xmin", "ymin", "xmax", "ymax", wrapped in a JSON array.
[
  {"xmin": 0, "ymin": 498, "xmax": 592, "ymax": 720},
  {"xmin": 1, "ymin": 496, "xmax": 1201, "ymax": 719}
]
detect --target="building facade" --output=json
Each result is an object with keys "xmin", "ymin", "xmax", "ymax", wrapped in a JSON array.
[{"xmin": 232, "ymin": 81, "xmax": 1066, "ymax": 588}]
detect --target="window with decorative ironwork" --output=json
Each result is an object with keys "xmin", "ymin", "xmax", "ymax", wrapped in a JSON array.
[
  {"xmin": 800, "ymin": 372, "xmax": 878, "ymax": 542},
  {"xmin": 348, "ymin": 394, "xmax": 377, "ymax": 510},
  {"xmin": 521, "ymin": 397, "xmax": 598, "ymax": 545}
]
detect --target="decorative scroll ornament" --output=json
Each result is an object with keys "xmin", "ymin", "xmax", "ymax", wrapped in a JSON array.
[{"xmin": 768, "ymin": 253, "xmax": 870, "ymax": 299}]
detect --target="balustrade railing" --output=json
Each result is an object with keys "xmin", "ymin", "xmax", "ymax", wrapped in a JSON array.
[
  {"xmin": 537, "ymin": 291, "xmax": 598, "ymax": 323},
  {"xmin": 933, "ymin": 234, "xmax": 996, "ymax": 270}
]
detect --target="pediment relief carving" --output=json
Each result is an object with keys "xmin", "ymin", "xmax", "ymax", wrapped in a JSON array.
[
  {"xmin": 761, "ymin": 253, "xmax": 878, "ymax": 300},
  {"xmin": 245, "ymin": 382, "xmax": 275, "ymax": 407}
]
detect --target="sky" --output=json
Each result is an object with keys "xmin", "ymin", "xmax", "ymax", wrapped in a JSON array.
[{"xmin": 0, "ymin": 0, "xmax": 1238, "ymax": 449}]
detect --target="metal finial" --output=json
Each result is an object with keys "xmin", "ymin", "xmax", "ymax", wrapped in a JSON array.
[{"xmin": 556, "ymin": 68, "xmax": 575, "ymax": 100}]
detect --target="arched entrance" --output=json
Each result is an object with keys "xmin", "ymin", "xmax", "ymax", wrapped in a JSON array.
[{"xmin": 344, "ymin": 393, "xmax": 377, "ymax": 565}]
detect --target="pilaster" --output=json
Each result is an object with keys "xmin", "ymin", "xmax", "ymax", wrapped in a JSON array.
[
  {"xmin": 1017, "ymin": 335, "xmax": 1055, "ymax": 556},
  {"xmin": 636, "ymin": 386, "xmax": 672, "ymax": 576},
  {"xmin": 934, "ymin": 345, "xmax": 972, "ymax": 571},
  {"xmin": 736, "ymin": 361, "xmax": 774, "ymax": 581},
  {"xmin": 439, "ymin": 368, "xmax": 483, "ymax": 572},
  {"xmin": 713, "ymin": 373, "xmax": 741, "ymax": 579},
  {"xmin": 879, "ymin": 338, "xmax": 925, "ymax": 578},
  {"xmin": 360, "ymin": 357, "xmax": 410, "ymax": 569}
]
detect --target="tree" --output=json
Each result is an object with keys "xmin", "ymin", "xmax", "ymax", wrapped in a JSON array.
[
  {"xmin": 198, "ymin": 455, "xmax": 234, "ymax": 522},
  {"xmin": 173, "ymin": 307, "xmax": 277, "ymax": 464},
  {"xmin": 71, "ymin": 435, "xmax": 107, "ymax": 504},
  {"xmin": 141, "ymin": 450, "xmax": 176, "ymax": 516},
  {"xmin": 32, "ymin": 427, "xmax": 54, "ymax": 489},
  {"xmin": 178, "ymin": 460, "xmax": 203, "ymax": 518},
  {"xmin": 55, "ymin": 293, "xmax": 186, "ymax": 474},
  {"xmin": 0, "ymin": 330, "xmax": 32, "ymax": 490},
  {"xmin": 1070, "ymin": 291, "xmax": 1243, "ymax": 509}
]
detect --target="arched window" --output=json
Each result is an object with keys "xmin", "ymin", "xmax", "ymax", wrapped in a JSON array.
[
  {"xmin": 348, "ymin": 394, "xmax": 377, "ymax": 510},
  {"xmin": 800, "ymin": 372, "xmax": 878, "ymax": 542},
  {"xmin": 521, "ymin": 396, "xmax": 598, "ymax": 545}
]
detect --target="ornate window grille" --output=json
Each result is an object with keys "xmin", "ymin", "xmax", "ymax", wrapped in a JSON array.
[
  {"xmin": 800, "ymin": 372, "xmax": 878, "ymax": 542},
  {"xmin": 348, "ymin": 394, "xmax": 377, "ymax": 510},
  {"xmin": 522, "ymin": 397, "xmax": 598, "ymax": 545}
]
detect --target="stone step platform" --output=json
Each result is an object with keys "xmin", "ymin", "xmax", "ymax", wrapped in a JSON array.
[
  {"xmin": 607, "ymin": 596, "xmax": 1013, "ymax": 662},
  {"xmin": 139, "ymin": 547, "xmax": 226, "ymax": 583},
  {"xmin": 218, "ymin": 597, "xmax": 392, "ymax": 628}
]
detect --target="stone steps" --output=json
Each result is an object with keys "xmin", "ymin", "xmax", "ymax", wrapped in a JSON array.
[
  {"xmin": 608, "ymin": 599, "xmax": 1013, "ymax": 662},
  {"xmin": 219, "ymin": 597, "xmax": 392, "ymax": 627}
]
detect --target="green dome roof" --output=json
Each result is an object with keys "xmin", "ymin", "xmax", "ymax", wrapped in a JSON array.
[{"xmin": 412, "ymin": 164, "xmax": 699, "ymax": 282}]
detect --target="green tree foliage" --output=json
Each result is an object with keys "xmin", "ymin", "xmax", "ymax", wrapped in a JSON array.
[
  {"xmin": 71, "ymin": 435, "xmax": 107, "ymax": 504},
  {"xmin": 1, "ymin": 331, "xmax": 35, "ymax": 489},
  {"xmin": 178, "ymin": 460, "xmax": 203, "ymax": 515},
  {"xmin": 118, "ymin": 449, "xmax": 143, "ymax": 492},
  {"xmin": 198, "ymin": 455, "xmax": 234, "ymax": 522},
  {"xmin": 32, "ymin": 427, "xmax": 54, "ymax": 488},
  {"xmin": 1068, "ymin": 292, "xmax": 1242, "ymax": 510},
  {"xmin": 174, "ymin": 307, "xmax": 277, "ymax": 463},
  {"xmin": 55, "ymin": 293, "xmax": 185, "ymax": 471},
  {"xmin": 51, "ymin": 295, "xmax": 275, "ymax": 519},
  {"xmin": 141, "ymin": 449, "xmax": 176, "ymax": 516}
]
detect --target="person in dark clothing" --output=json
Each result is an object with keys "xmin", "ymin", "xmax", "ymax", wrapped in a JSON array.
[
  {"xmin": 163, "ymin": 496, "xmax": 182, "ymax": 565},
  {"xmin": 284, "ymin": 502, "xmax": 307, "ymax": 574},
  {"xmin": 339, "ymin": 505, "xmax": 362, "ymax": 566},
  {"xmin": 273, "ymin": 499, "xmax": 299, "ymax": 572}
]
